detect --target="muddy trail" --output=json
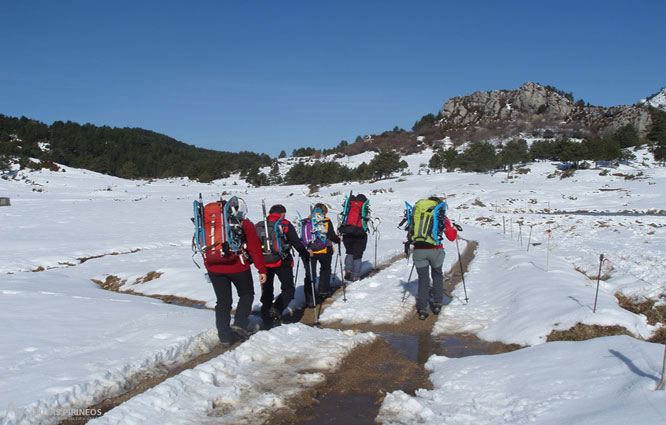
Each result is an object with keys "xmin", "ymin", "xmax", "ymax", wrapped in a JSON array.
[
  {"xmin": 60, "ymin": 240, "xmax": 518, "ymax": 425},
  {"xmin": 288, "ymin": 240, "xmax": 520, "ymax": 425}
]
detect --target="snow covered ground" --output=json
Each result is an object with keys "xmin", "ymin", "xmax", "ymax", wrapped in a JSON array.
[{"xmin": 2, "ymin": 147, "xmax": 666, "ymax": 424}]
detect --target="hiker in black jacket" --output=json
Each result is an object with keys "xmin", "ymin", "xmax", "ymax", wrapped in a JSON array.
[{"xmin": 260, "ymin": 204, "xmax": 311, "ymax": 325}]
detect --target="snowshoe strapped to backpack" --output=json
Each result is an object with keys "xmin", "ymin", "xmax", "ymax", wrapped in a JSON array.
[
  {"xmin": 192, "ymin": 195, "xmax": 248, "ymax": 267},
  {"xmin": 407, "ymin": 199, "xmax": 447, "ymax": 247},
  {"xmin": 339, "ymin": 192, "xmax": 369, "ymax": 237},
  {"xmin": 300, "ymin": 206, "xmax": 331, "ymax": 253},
  {"xmin": 255, "ymin": 218, "xmax": 291, "ymax": 265}
]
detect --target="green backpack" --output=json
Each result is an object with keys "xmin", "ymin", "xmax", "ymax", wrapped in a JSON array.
[{"xmin": 407, "ymin": 199, "xmax": 447, "ymax": 246}]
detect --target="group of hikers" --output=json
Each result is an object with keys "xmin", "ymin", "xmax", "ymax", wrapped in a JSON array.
[{"xmin": 192, "ymin": 193, "xmax": 458, "ymax": 347}]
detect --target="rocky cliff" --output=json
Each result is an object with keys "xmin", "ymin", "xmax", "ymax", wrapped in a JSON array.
[{"xmin": 438, "ymin": 82, "xmax": 653, "ymax": 141}]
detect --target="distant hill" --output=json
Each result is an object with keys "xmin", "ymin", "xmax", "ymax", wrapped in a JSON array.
[
  {"xmin": 0, "ymin": 115, "xmax": 271, "ymax": 181},
  {"xmin": 339, "ymin": 82, "xmax": 663, "ymax": 155}
]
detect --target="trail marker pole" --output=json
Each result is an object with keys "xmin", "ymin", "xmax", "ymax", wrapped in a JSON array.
[
  {"xmin": 657, "ymin": 345, "xmax": 666, "ymax": 390},
  {"xmin": 503, "ymin": 216, "xmax": 506, "ymax": 235},
  {"xmin": 546, "ymin": 228, "xmax": 552, "ymax": 272},
  {"xmin": 527, "ymin": 225, "xmax": 533, "ymax": 252},
  {"xmin": 593, "ymin": 254, "xmax": 604, "ymax": 313}
]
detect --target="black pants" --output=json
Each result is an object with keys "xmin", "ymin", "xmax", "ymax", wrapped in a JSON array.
[
  {"xmin": 343, "ymin": 234, "xmax": 368, "ymax": 279},
  {"xmin": 208, "ymin": 269, "xmax": 254, "ymax": 343},
  {"xmin": 303, "ymin": 251, "xmax": 333, "ymax": 301},
  {"xmin": 261, "ymin": 259, "xmax": 295, "ymax": 316},
  {"xmin": 343, "ymin": 234, "xmax": 367, "ymax": 259}
]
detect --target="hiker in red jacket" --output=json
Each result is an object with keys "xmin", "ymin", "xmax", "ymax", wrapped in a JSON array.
[
  {"xmin": 203, "ymin": 199, "xmax": 267, "ymax": 347},
  {"xmin": 258, "ymin": 204, "xmax": 311, "ymax": 326}
]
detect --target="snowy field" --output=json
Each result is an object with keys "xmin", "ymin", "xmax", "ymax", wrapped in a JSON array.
[{"xmin": 2, "ymin": 147, "xmax": 666, "ymax": 424}]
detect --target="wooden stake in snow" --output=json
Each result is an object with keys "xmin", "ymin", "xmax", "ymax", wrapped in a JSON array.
[
  {"xmin": 527, "ymin": 225, "xmax": 533, "ymax": 252},
  {"xmin": 593, "ymin": 254, "xmax": 604, "ymax": 313},
  {"xmin": 503, "ymin": 216, "xmax": 506, "ymax": 235},
  {"xmin": 657, "ymin": 345, "xmax": 666, "ymax": 390},
  {"xmin": 546, "ymin": 227, "xmax": 552, "ymax": 271}
]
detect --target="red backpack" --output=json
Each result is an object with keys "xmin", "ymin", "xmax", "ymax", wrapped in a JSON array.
[
  {"xmin": 339, "ymin": 193, "xmax": 369, "ymax": 237},
  {"xmin": 192, "ymin": 196, "xmax": 247, "ymax": 267}
]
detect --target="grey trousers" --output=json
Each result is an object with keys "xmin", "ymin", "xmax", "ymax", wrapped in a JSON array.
[{"xmin": 412, "ymin": 248, "xmax": 445, "ymax": 311}]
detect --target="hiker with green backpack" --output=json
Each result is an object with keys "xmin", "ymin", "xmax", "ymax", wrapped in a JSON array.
[{"xmin": 402, "ymin": 196, "xmax": 458, "ymax": 320}]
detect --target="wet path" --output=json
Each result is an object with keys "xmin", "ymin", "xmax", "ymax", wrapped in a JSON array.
[
  {"xmin": 62, "ymin": 240, "xmax": 520, "ymax": 425},
  {"xmin": 288, "ymin": 240, "xmax": 520, "ymax": 425}
]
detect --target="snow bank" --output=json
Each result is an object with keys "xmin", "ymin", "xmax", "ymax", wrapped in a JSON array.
[
  {"xmin": 89, "ymin": 324, "xmax": 375, "ymax": 425},
  {"xmin": 378, "ymin": 335, "xmax": 666, "ymax": 425}
]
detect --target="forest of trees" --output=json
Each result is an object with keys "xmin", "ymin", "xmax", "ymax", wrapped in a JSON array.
[
  {"xmin": 280, "ymin": 148, "xmax": 407, "ymax": 186},
  {"xmin": 0, "ymin": 114, "xmax": 271, "ymax": 181},
  {"xmin": 428, "ymin": 118, "xmax": 666, "ymax": 173}
]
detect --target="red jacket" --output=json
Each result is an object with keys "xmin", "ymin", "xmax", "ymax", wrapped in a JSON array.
[
  {"xmin": 414, "ymin": 217, "xmax": 458, "ymax": 250},
  {"xmin": 204, "ymin": 219, "xmax": 267, "ymax": 274}
]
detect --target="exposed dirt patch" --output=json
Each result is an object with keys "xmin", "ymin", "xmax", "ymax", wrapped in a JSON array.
[
  {"xmin": 91, "ymin": 273, "xmax": 209, "ymax": 309},
  {"xmin": 59, "ymin": 343, "xmax": 232, "ymax": 425},
  {"xmin": 546, "ymin": 323, "xmax": 633, "ymax": 342},
  {"xmin": 132, "ymin": 270, "xmax": 163, "ymax": 285},
  {"xmin": 616, "ymin": 293, "xmax": 666, "ymax": 343},
  {"xmin": 78, "ymin": 248, "xmax": 142, "ymax": 264}
]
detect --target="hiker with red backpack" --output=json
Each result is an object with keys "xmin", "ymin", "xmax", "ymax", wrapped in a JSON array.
[
  {"xmin": 299, "ymin": 203, "xmax": 340, "ymax": 307},
  {"xmin": 402, "ymin": 196, "xmax": 457, "ymax": 320},
  {"xmin": 338, "ymin": 192, "xmax": 371, "ymax": 282},
  {"xmin": 256, "ymin": 203, "xmax": 311, "ymax": 327},
  {"xmin": 192, "ymin": 196, "xmax": 267, "ymax": 347}
]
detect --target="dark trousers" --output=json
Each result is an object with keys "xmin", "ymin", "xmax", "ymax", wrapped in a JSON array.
[
  {"xmin": 343, "ymin": 234, "xmax": 367, "ymax": 278},
  {"xmin": 261, "ymin": 259, "xmax": 295, "ymax": 316},
  {"xmin": 208, "ymin": 269, "xmax": 255, "ymax": 343},
  {"xmin": 303, "ymin": 251, "xmax": 333, "ymax": 301}
]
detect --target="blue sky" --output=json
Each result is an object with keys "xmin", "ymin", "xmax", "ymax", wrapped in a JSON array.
[{"xmin": 2, "ymin": 1, "xmax": 665, "ymax": 157}]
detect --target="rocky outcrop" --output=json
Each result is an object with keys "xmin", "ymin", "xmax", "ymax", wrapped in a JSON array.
[{"xmin": 438, "ymin": 82, "xmax": 653, "ymax": 140}]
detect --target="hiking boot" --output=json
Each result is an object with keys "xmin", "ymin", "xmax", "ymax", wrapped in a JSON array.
[
  {"xmin": 418, "ymin": 310, "xmax": 428, "ymax": 320},
  {"xmin": 231, "ymin": 325, "xmax": 250, "ymax": 342},
  {"xmin": 431, "ymin": 304, "xmax": 442, "ymax": 315},
  {"xmin": 316, "ymin": 291, "xmax": 331, "ymax": 304},
  {"xmin": 268, "ymin": 305, "xmax": 281, "ymax": 320},
  {"xmin": 281, "ymin": 306, "xmax": 296, "ymax": 322}
]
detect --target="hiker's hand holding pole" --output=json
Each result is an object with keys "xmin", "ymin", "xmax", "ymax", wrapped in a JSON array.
[{"xmin": 259, "ymin": 273, "xmax": 267, "ymax": 284}]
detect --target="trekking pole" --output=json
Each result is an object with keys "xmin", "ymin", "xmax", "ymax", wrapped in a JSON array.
[
  {"xmin": 401, "ymin": 262, "xmax": 416, "ymax": 303},
  {"xmin": 453, "ymin": 224, "xmax": 469, "ymax": 304},
  {"xmin": 373, "ymin": 218, "xmax": 381, "ymax": 270},
  {"xmin": 593, "ymin": 254, "xmax": 604, "ymax": 313},
  {"xmin": 261, "ymin": 199, "xmax": 270, "ymax": 253},
  {"xmin": 337, "ymin": 242, "xmax": 346, "ymax": 302},
  {"xmin": 309, "ymin": 259, "xmax": 321, "ymax": 327}
]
